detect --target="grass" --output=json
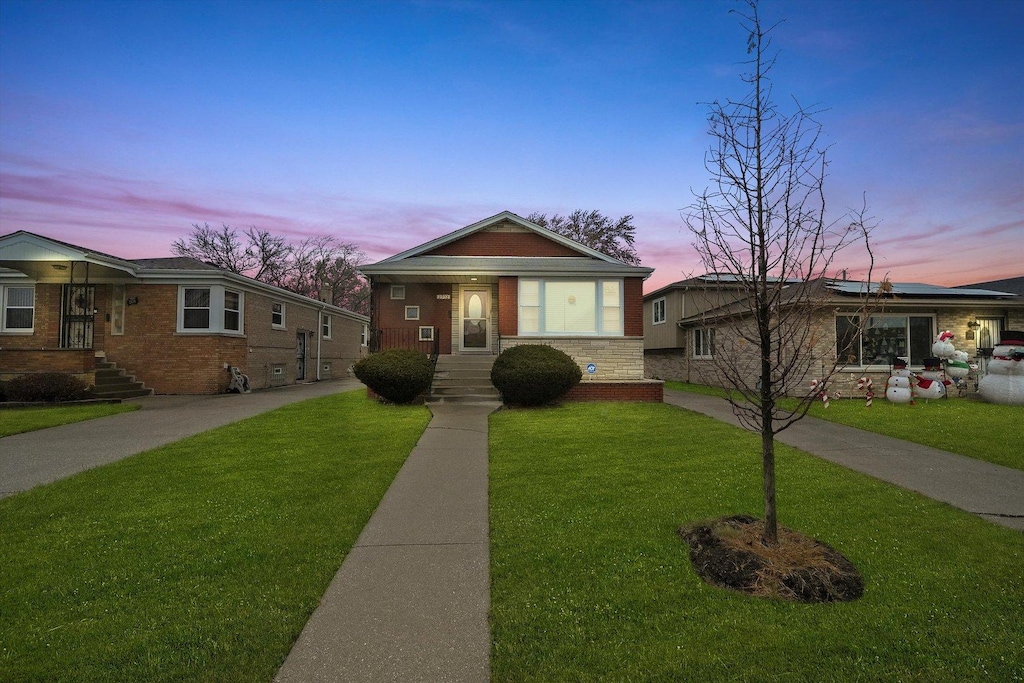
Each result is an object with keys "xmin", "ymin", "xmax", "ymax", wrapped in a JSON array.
[
  {"xmin": 489, "ymin": 402, "xmax": 1024, "ymax": 682},
  {"xmin": 665, "ymin": 381, "xmax": 1024, "ymax": 471},
  {"xmin": 0, "ymin": 403, "xmax": 140, "ymax": 437},
  {"xmin": 0, "ymin": 391, "xmax": 431, "ymax": 682}
]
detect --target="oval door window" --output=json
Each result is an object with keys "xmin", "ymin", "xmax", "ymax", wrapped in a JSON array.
[{"xmin": 467, "ymin": 293, "xmax": 483, "ymax": 319}]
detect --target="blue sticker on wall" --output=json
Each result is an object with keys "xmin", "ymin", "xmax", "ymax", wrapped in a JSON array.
[{"xmin": 586, "ymin": 363, "xmax": 597, "ymax": 374}]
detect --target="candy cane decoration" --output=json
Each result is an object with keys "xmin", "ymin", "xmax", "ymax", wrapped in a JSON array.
[{"xmin": 865, "ymin": 389, "xmax": 874, "ymax": 408}]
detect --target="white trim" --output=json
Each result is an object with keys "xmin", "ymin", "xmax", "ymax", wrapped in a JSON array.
[
  {"xmin": 111, "ymin": 284, "xmax": 125, "ymax": 336},
  {"xmin": 517, "ymin": 278, "xmax": 624, "ymax": 337},
  {"xmin": 834, "ymin": 313, "xmax": 935, "ymax": 368},
  {"xmin": 1, "ymin": 284, "xmax": 35, "ymax": 333},
  {"xmin": 360, "ymin": 323, "xmax": 369, "ymax": 347},
  {"xmin": 459, "ymin": 285, "xmax": 492, "ymax": 352},
  {"xmin": 405, "ymin": 305, "xmax": 420, "ymax": 321},
  {"xmin": 418, "ymin": 325, "xmax": 435, "ymax": 342},
  {"xmin": 322, "ymin": 314, "xmax": 332, "ymax": 340},
  {"xmin": 652, "ymin": 297, "xmax": 666, "ymax": 325},
  {"xmin": 272, "ymin": 301, "xmax": 286, "ymax": 329},
  {"xmin": 692, "ymin": 328, "xmax": 714, "ymax": 359},
  {"xmin": 391, "ymin": 285, "xmax": 406, "ymax": 300}
]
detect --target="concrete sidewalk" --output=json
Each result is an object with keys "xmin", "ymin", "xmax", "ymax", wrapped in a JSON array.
[
  {"xmin": 0, "ymin": 378, "xmax": 362, "ymax": 498},
  {"xmin": 664, "ymin": 389, "xmax": 1024, "ymax": 531},
  {"xmin": 275, "ymin": 401, "xmax": 497, "ymax": 683}
]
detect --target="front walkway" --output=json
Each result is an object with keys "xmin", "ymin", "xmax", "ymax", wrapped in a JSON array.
[
  {"xmin": 663, "ymin": 389, "xmax": 1024, "ymax": 531},
  {"xmin": 275, "ymin": 402, "xmax": 497, "ymax": 683}
]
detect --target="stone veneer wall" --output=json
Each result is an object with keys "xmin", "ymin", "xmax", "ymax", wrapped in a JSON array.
[
  {"xmin": 500, "ymin": 336, "xmax": 645, "ymax": 381},
  {"xmin": 644, "ymin": 349, "xmax": 688, "ymax": 381}
]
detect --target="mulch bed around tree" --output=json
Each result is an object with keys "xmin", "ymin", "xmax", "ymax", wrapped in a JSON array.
[{"xmin": 679, "ymin": 515, "xmax": 864, "ymax": 603}]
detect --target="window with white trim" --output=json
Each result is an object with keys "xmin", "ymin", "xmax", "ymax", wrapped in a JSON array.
[
  {"xmin": 391, "ymin": 285, "xmax": 406, "ymax": 300},
  {"xmin": 360, "ymin": 323, "xmax": 369, "ymax": 347},
  {"xmin": 111, "ymin": 285, "xmax": 125, "ymax": 335},
  {"xmin": 405, "ymin": 305, "xmax": 420, "ymax": 320},
  {"xmin": 2, "ymin": 285, "xmax": 34, "ymax": 332},
  {"xmin": 177, "ymin": 286, "xmax": 244, "ymax": 334},
  {"xmin": 693, "ymin": 328, "xmax": 715, "ymax": 358},
  {"xmin": 652, "ymin": 297, "xmax": 666, "ymax": 325},
  {"xmin": 419, "ymin": 326, "xmax": 434, "ymax": 342},
  {"xmin": 517, "ymin": 278, "xmax": 624, "ymax": 336},
  {"xmin": 322, "ymin": 314, "xmax": 332, "ymax": 339},
  {"xmin": 272, "ymin": 301, "xmax": 286, "ymax": 328},
  {"xmin": 836, "ymin": 314, "xmax": 934, "ymax": 367}
]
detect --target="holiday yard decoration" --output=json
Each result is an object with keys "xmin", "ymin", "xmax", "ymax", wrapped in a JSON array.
[{"xmin": 978, "ymin": 330, "xmax": 1024, "ymax": 406}]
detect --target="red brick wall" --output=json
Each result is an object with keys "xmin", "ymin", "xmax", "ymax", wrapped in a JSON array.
[
  {"xmin": 373, "ymin": 282, "xmax": 452, "ymax": 354},
  {"xmin": 425, "ymin": 231, "xmax": 584, "ymax": 257},
  {"xmin": 624, "ymin": 277, "xmax": 644, "ymax": 337},
  {"xmin": 0, "ymin": 350, "xmax": 96, "ymax": 387},
  {"xmin": 0, "ymin": 283, "xmax": 62, "ymax": 349},
  {"xmin": 498, "ymin": 277, "xmax": 518, "ymax": 336},
  {"xmin": 564, "ymin": 381, "xmax": 663, "ymax": 402}
]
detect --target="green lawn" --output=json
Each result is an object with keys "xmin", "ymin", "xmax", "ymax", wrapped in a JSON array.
[
  {"xmin": 489, "ymin": 402, "xmax": 1024, "ymax": 682},
  {"xmin": 0, "ymin": 403, "xmax": 140, "ymax": 437},
  {"xmin": 0, "ymin": 391, "xmax": 431, "ymax": 682},
  {"xmin": 665, "ymin": 381, "xmax": 1024, "ymax": 471}
]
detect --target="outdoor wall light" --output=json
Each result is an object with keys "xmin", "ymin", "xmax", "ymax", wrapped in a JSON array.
[
  {"xmin": 126, "ymin": 297, "xmax": 139, "ymax": 305},
  {"xmin": 967, "ymin": 320, "xmax": 980, "ymax": 329}
]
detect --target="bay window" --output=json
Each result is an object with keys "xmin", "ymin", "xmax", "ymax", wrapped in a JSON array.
[
  {"xmin": 178, "ymin": 286, "xmax": 244, "ymax": 334},
  {"xmin": 518, "ymin": 279, "xmax": 623, "ymax": 336}
]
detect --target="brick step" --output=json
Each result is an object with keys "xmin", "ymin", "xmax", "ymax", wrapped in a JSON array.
[
  {"xmin": 431, "ymin": 378, "xmax": 495, "ymax": 388},
  {"xmin": 430, "ymin": 385, "xmax": 500, "ymax": 396},
  {"xmin": 425, "ymin": 394, "xmax": 501, "ymax": 405},
  {"xmin": 432, "ymin": 370, "xmax": 493, "ymax": 381}
]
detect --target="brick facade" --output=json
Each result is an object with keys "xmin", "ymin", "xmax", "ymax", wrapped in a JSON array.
[
  {"xmin": 565, "ymin": 380, "xmax": 664, "ymax": 402},
  {"xmin": 425, "ymin": 227, "xmax": 584, "ymax": 257},
  {"xmin": 373, "ymin": 282, "xmax": 453, "ymax": 354},
  {"xmin": 498, "ymin": 276, "xmax": 518, "ymax": 336}
]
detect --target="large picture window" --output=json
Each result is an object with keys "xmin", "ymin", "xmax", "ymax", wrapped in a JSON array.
[
  {"xmin": 518, "ymin": 278, "xmax": 623, "ymax": 336},
  {"xmin": 178, "ymin": 286, "xmax": 244, "ymax": 334},
  {"xmin": 836, "ymin": 315, "xmax": 934, "ymax": 366},
  {"xmin": 2, "ymin": 285, "xmax": 34, "ymax": 332}
]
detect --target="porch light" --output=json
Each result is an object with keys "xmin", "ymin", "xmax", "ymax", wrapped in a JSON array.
[{"xmin": 470, "ymin": 277, "xmax": 478, "ymax": 281}]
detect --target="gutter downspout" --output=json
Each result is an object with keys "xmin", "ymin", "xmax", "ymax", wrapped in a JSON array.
[{"xmin": 316, "ymin": 302, "xmax": 326, "ymax": 381}]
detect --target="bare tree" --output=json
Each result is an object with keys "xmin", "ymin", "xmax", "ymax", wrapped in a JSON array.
[
  {"xmin": 527, "ymin": 210, "xmax": 641, "ymax": 265},
  {"xmin": 172, "ymin": 223, "xmax": 369, "ymax": 315},
  {"xmin": 684, "ymin": 1, "xmax": 882, "ymax": 545}
]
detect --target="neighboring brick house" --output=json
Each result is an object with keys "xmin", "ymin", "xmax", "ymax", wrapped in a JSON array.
[
  {"xmin": 359, "ymin": 211, "xmax": 662, "ymax": 401},
  {"xmin": 647, "ymin": 275, "xmax": 1024, "ymax": 394},
  {"xmin": 0, "ymin": 231, "xmax": 369, "ymax": 394}
]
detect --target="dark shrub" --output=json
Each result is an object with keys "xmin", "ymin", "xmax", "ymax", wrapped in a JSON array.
[
  {"xmin": 353, "ymin": 349, "xmax": 433, "ymax": 404},
  {"xmin": 5, "ymin": 372, "xmax": 89, "ymax": 402},
  {"xmin": 491, "ymin": 344, "xmax": 582, "ymax": 407},
  {"xmin": 0, "ymin": 380, "xmax": 7, "ymax": 402}
]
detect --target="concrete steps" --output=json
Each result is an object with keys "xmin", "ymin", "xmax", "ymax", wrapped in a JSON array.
[
  {"xmin": 91, "ymin": 360, "xmax": 153, "ymax": 399},
  {"xmin": 427, "ymin": 355, "xmax": 501, "ymax": 405}
]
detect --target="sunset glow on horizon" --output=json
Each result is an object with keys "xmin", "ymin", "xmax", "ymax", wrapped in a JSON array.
[{"xmin": 2, "ymin": 0, "xmax": 1021, "ymax": 292}]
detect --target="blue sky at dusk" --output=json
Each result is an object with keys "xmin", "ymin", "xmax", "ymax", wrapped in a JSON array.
[{"xmin": 2, "ymin": 0, "xmax": 1021, "ymax": 292}]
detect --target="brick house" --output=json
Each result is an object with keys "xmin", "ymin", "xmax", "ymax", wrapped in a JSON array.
[
  {"xmin": 0, "ymin": 231, "xmax": 369, "ymax": 394},
  {"xmin": 644, "ymin": 275, "xmax": 1024, "ymax": 394},
  {"xmin": 359, "ymin": 211, "xmax": 663, "ymax": 401}
]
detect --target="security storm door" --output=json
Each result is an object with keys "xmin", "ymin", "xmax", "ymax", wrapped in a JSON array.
[
  {"xmin": 461, "ymin": 288, "xmax": 490, "ymax": 351},
  {"xmin": 296, "ymin": 332, "xmax": 307, "ymax": 380},
  {"xmin": 61, "ymin": 285, "xmax": 96, "ymax": 349}
]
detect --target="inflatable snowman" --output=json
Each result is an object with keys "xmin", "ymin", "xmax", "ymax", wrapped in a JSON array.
[
  {"xmin": 945, "ymin": 349, "xmax": 971, "ymax": 380},
  {"xmin": 914, "ymin": 357, "xmax": 947, "ymax": 400},
  {"xmin": 931, "ymin": 330, "xmax": 956, "ymax": 359},
  {"xmin": 885, "ymin": 357, "xmax": 913, "ymax": 404},
  {"xmin": 978, "ymin": 330, "xmax": 1024, "ymax": 405}
]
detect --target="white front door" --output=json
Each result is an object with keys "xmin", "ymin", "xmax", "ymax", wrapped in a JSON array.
[{"xmin": 461, "ymin": 288, "xmax": 490, "ymax": 352}]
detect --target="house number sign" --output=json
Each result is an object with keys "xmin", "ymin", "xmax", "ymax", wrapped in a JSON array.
[{"xmin": 436, "ymin": 294, "xmax": 451, "ymax": 300}]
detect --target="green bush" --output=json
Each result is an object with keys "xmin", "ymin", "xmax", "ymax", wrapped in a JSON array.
[
  {"xmin": 353, "ymin": 349, "xmax": 433, "ymax": 404},
  {"xmin": 5, "ymin": 372, "xmax": 89, "ymax": 403},
  {"xmin": 491, "ymin": 344, "xmax": 582, "ymax": 407}
]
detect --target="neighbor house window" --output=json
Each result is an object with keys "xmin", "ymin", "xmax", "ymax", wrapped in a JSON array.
[
  {"xmin": 322, "ymin": 314, "xmax": 332, "ymax": 339},
  {"xmin": 272, "ymin": 301, "xmax": 286, "ymax": 328},
  {"xmin": 223, "ymin": 290, "xmax": 241, "ymax": 332},
  {"xmin": 360, "ymin": 324, "xmax": 368, "ymax": 347},
  {"xmin": 653, "ymin": 297, "xmax": 666, "ymax": 325},
  {"xmin": 419, "ymin": 326, "xmax": 434, "ymax": 342},
  {"xmin": 391, "ymin": 285, "xmax": 406, "ymax": 300},
  {"xmin": 693, "ymin": 328, "xmax": 715, "ymax": 358},
  {"xmin": 405, "ymin": 305, "xmax": 420, "ymax": 320},
  {"xmin": 836, "ymin": 315, "xmax": 934, "ymax": 367},
  {"xmin": 2, "ymin": 285, "xmax": 34, "ymax": 332},
  {"xmin": 517, "ymin": 278, "xmax": 624, "ymax": 336},
  {"xmin": 182, "ymin": 287, "xmax": 211, "ymax": 329},
  {"xmin": 177, "ymin": 286, "xmax": 244, "ymax": 334}
]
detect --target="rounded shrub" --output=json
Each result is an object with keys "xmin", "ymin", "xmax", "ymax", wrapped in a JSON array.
[
  {"xmin": 353, "ymin": 349, "xmax": 433, "ymax": 404},
  {"xmin": 5, "ymin": 372, "xmax": 89, "ymax": 403},
  {"xmin": 491, "ymin": 344, "xmax": 582, "ymax": 407}
]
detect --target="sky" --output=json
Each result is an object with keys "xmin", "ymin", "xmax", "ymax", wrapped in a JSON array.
[{"xmin": 1, "ymin": 0, "xmax": 1022, "ymax": 293}]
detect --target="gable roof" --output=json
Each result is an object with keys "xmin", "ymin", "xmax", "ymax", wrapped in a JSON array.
[
  {"xmin": 954, "ymin": 276, "xmax": 1024, "ymax": 296},
  {"xmin": 360, "ymin": 211, "xmax": 653, "ymax": 280},
  {"xmin": 0, "ymin": 230, "xmax": 368, "ymax": 322}
]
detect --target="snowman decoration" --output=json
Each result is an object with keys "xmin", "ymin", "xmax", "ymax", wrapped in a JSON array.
[
  {"xmin": 914, "ymin": 357, "xmax": 947, "ymax": 400},
  {"xmin": 978, "ymin": 330, "xmax": 1024, "ymax": 406},
  {"xmin": 885, "ymin": 357, "xmax": 913, "ymax": 404}
]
